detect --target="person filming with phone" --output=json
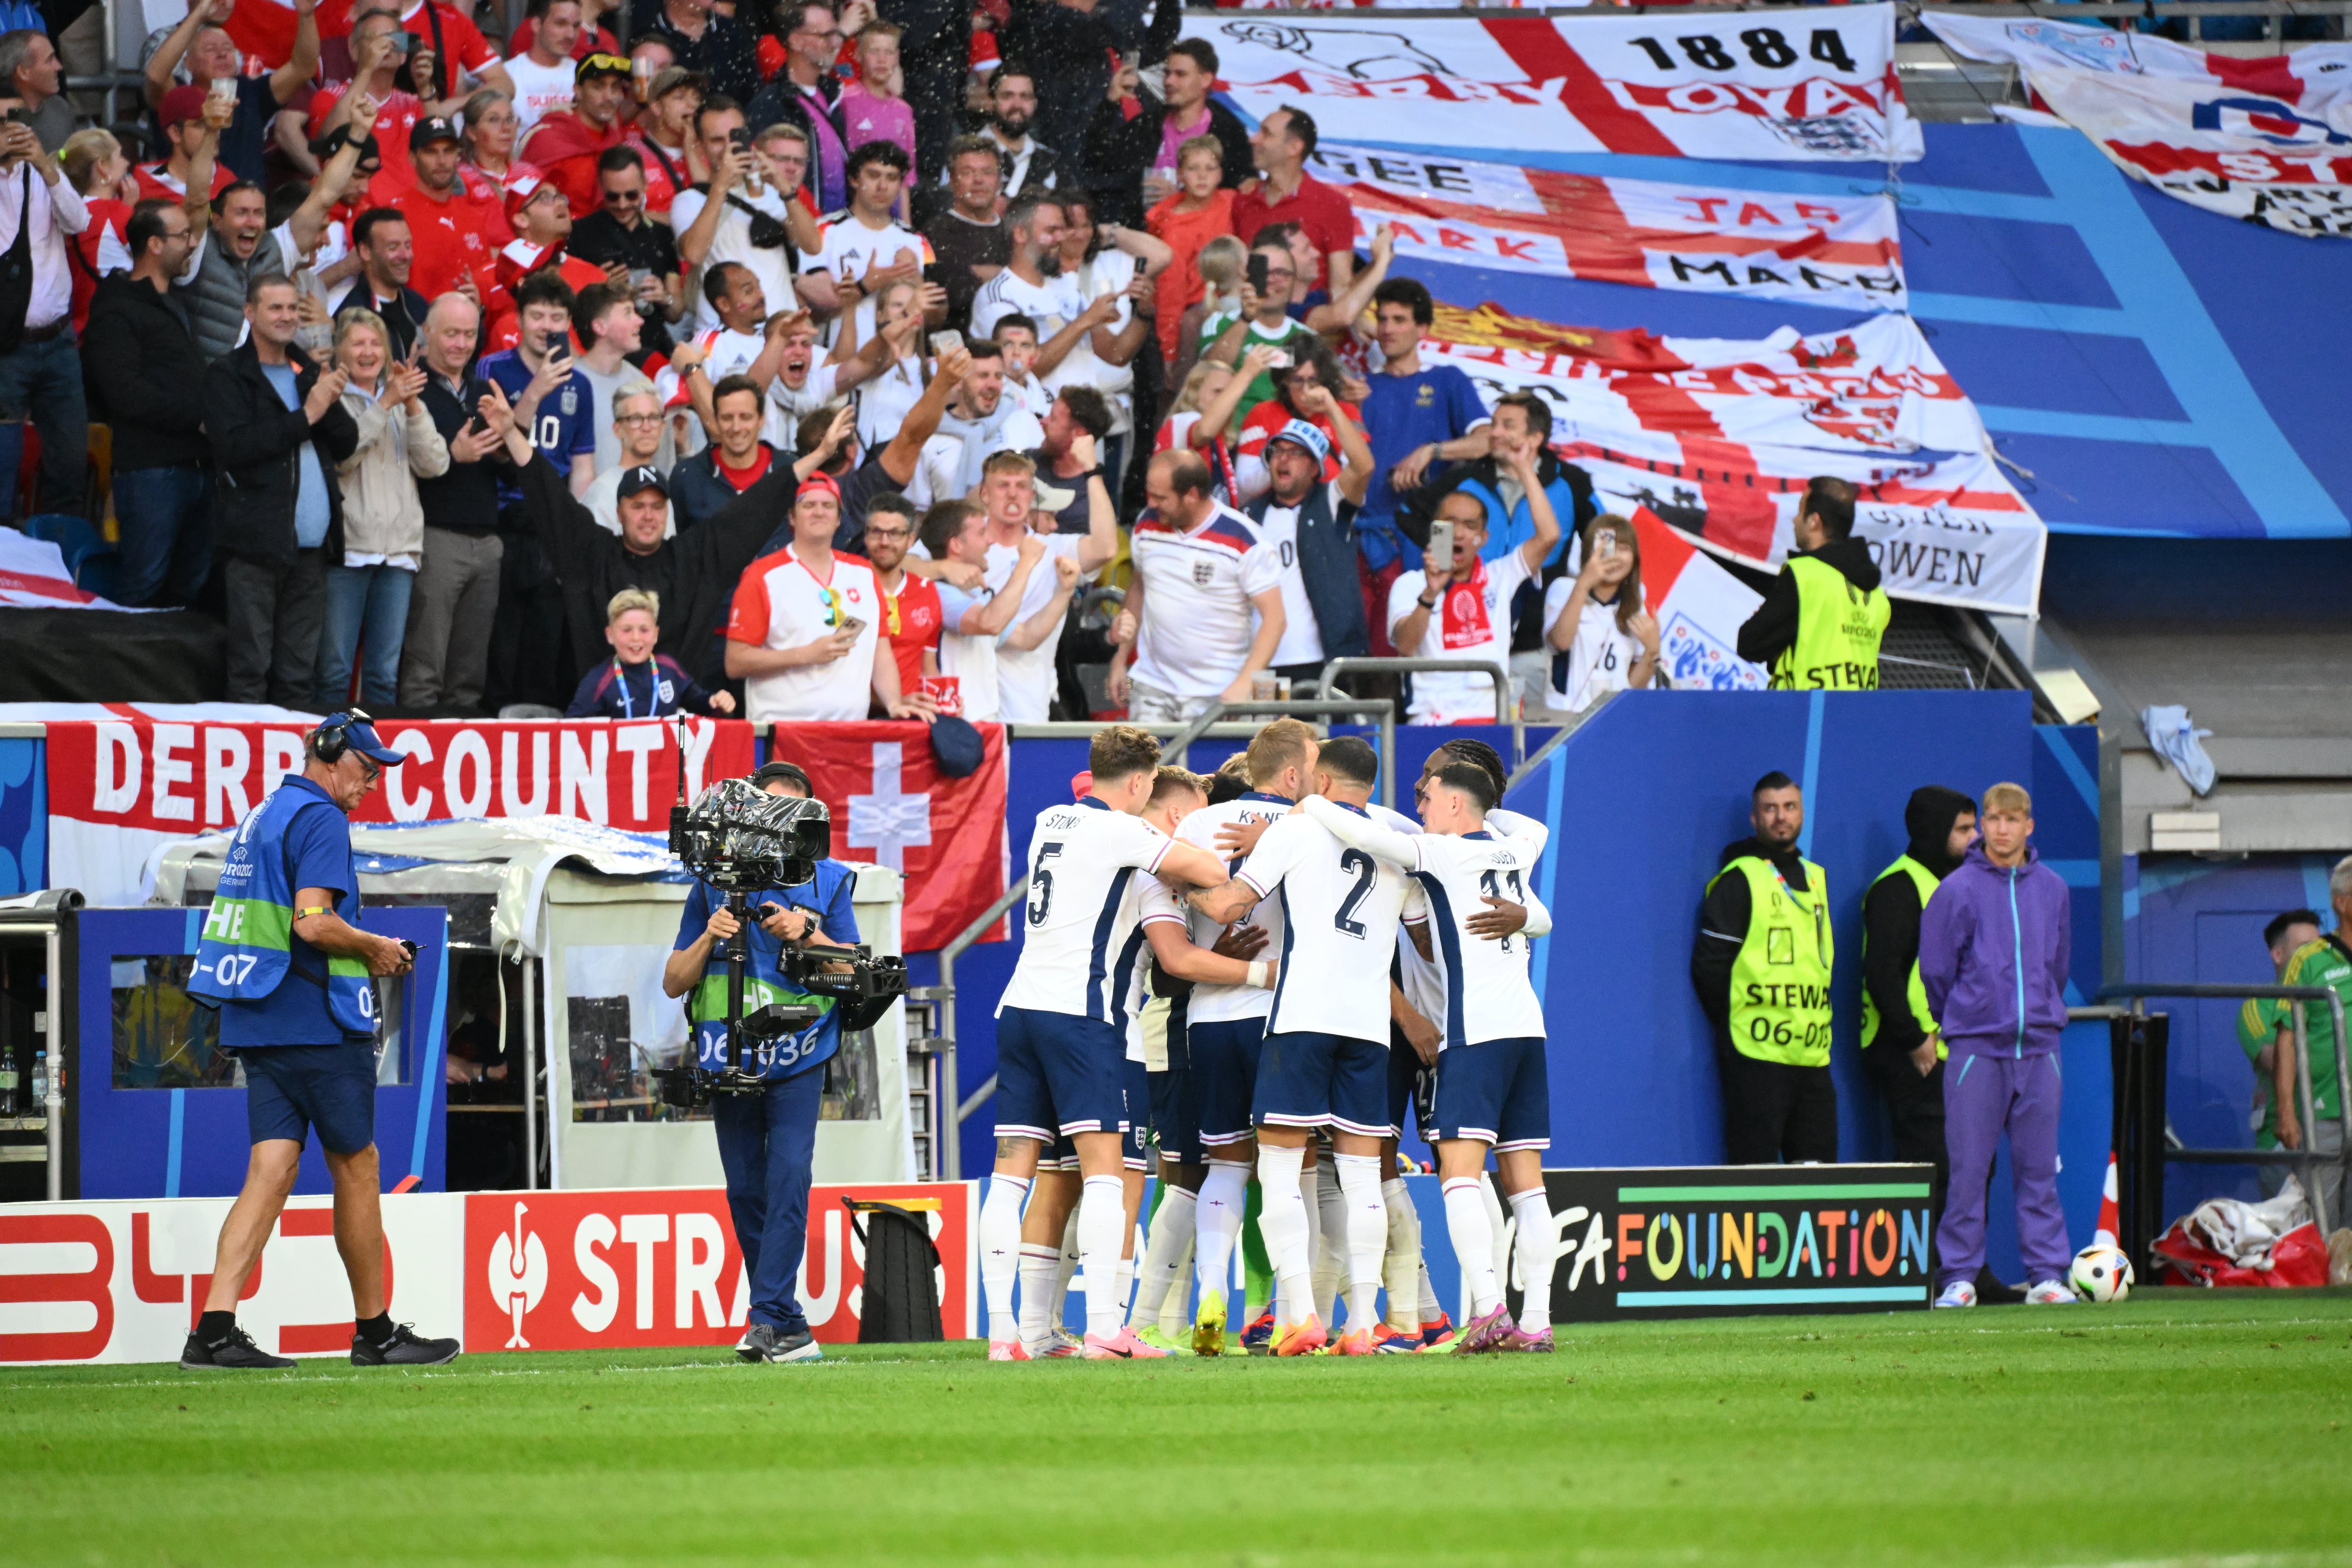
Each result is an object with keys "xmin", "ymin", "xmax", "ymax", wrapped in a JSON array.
[{"xmin": 181, "ymin": 710, "xmax": 458, "ymax": 1372}]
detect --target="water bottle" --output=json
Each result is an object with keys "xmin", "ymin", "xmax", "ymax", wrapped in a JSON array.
[
  {"xmin": 0, "ymin": 1048, "xmax": 16, "ymax": 1117},
  {"xmin": 31, "ymin": 1050, "xmax": 47, "ymax": 1113}
]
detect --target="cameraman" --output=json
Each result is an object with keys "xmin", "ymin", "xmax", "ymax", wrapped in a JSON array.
[
  {"xmin": 661, "ymin": 759, "xmax": 857, "ymax": 1364},
  {"xmin": 181, "ymin": 711, "xmax": 460, "ymax": 1371}
]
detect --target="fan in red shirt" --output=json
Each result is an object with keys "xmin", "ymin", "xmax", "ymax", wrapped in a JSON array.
[
  {"xmin": 508, "ymin": 0, "xmax": 620, "ymax": 62},
  {"xmin": 1236, "ymin": 353, "xmax": 1364, "ymax": 487},
  {"xmin": 516, "ymin": 52, "xmax": 632, "ymax": 219},
  {"xmin": 369, "ymin": 114, "xmax": 510, "ymax": 301},
  {"xmin": 136, "ymin": 86, "xmax": 240, "ymax": 204},
  {"xmin": 317, "ymin": 0, "xmax": 502, "ymax": 88},
  {"xmin": 310, "ymin": 74, "xmax": 424, "ymax": 186},
  {"xmin": 482, "ymin": 174, "xmax": 607, "ymax": 349},
  {"xmin": 64, "ymin": 131, "xmax": 143, "ymax": 334},
  {"xmin": 860, "ymin": 497, "xmax": 944, "ymax": 694},
  {"xmin": 1231, "ymin": 107, "xmax": 1358, "ymax": 299}
]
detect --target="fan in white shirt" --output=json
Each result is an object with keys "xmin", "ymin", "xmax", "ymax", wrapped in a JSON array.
[
  {"xmin": 904, "ymin": 340, "xmax": 1045, "ymax": 510},
  {"xmin": 1387, "ymin": 437, "xmax": 1563, "ymax": 726},
  {"xmin": 1108, "ymin": 448, "xmax": 1287, "ymax": 723},
  {"xmin": 803, "ymin": 142, "xmax": 933, "ymax": 347},
  {"xmin": 967, "ymin": 194, "xmax": 1120, "ymax": 393},
  {"xmin": 1542, "ymin": 512, "xmax": 1661, "ymax": 717}
]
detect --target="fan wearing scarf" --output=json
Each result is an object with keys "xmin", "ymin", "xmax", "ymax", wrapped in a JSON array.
[
  {"xmin": 180, "ymin": 711, "xmax": 458, "ymax": 1372},
  {"xmin": 1385, "ymin": 434, "xmax": 1561, "ymax": 725}
]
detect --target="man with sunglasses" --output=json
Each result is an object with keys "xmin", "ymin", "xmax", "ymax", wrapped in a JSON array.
[
  {"xmin": 519, "ymin": 51, "xmax": 633, "ymax": 219},
  {"xmin": 183, "ymin": 710, "xmax": 458, "ymax": 1371},
  {"xmin": 568, "ymin": 145, "xmax": 684, "ymax": 356}
]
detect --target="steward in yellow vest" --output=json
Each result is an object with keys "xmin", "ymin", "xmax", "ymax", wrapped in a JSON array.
[
  {"xmin": 1691, "ymin": 771, "xmax": 1839, "ymax": 1164},
  {"xmin": 1860, "ymin": 786, "xmax": 1978, "ymax": 1181},
  {"xmin": 1734, "ymin": 475, "xmax": 1890, "ymax": 690}
]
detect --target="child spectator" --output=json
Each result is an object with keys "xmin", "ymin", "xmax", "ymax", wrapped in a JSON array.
[
  {"xmin": 566, "ymin": 586, "xmax": 739, "ymax": 716},
  {"xmin": 1145, "ymin": 135, "xmax": 1236, "ymax": 366},
  {"xmin": 1172, "ymin": 233, "xmax": 1243, "ymax": 389},
  {"xmin": 839, "ymin": 21, "xmax": 917, "ymax": 213}
]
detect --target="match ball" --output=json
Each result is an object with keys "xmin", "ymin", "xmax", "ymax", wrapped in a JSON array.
[{"xmin": 2068, "ymin": 1243, "xmax": 2133, "ymax": 1303}]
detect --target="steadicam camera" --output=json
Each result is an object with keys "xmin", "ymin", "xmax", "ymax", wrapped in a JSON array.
[{"xmin": 658, "ymin": 776, "xmax": 909, "ymax": 1104}]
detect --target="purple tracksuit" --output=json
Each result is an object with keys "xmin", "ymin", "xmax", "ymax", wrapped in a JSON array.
[{"xmin": 1920, "ymin": 843, "xmax": 2073, "ymax": 1287}]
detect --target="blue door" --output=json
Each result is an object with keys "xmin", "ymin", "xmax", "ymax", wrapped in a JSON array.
[{"xmin": 74, "ymin": 906, "xmax": 449, "ymax": 1199}]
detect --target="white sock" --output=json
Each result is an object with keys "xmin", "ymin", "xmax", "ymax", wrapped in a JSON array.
[
  {"xmin": 1381, "ymin": 1177, "xmax": 1419, "ymax": 1329},
  {"xmin": 1418, "ymin": 1261, "xmax": 1440, "ymax": 1324},
  {"xmin": 980, "ymin": 1173, "xmax": 1029, "ymax": 1343},
  {"xmin": 1160, "ymin": 1237, "xmax": 1194, "ymax": 1336},
  {"xmin": 1443, "ymin": 1176, "xmax": 1502, "ymax": 1317},
  {"xmin": 1193, "ymin": 1160, "xmax": 1249, "ymax": 1315},
  {"xmin": 1017, "ymin": 1244, "xmax": 1060, "ymax": 1348},
  {"xmin": 1079, "ymin": 1174, "xmax": 1126, "ymax": 1342},
  {"xmin": 1312, "ymin": 1159, "xmax": 1348, "ymax": 1325},
  {"xmin": 1480, "ymin": 1174, "xmax": 1511, "ymax": 1298},
  {"xmin": 1255, "ymin": 1144, "xmax": 1312, "ymax": 1325},
  {"xmin": 1130, "ymin": 1186, "xmax": 1197, "ymax": 1328},
  {"xmin": 1334, "ymin": 1153, "xmax": 1386, "ymax": 1334},
  {"xmin": 1509, "ymin": 1187, "xmax": 1557, "ymax": 1335},
  {"xmin": 1052, "ymin": 1208, "xmax": 1081, "ymax": 1329}
]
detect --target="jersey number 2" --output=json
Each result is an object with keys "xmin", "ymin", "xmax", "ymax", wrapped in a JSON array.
[
  {"xmin": 1028, "ymin": 842, "xmax": 1062, "ymax": 927},
  {"xmin": 1333, "ymin": 849, "xmax": 1375, "ymax": 938}
]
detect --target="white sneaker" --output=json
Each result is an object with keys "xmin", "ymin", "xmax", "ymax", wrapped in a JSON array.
[
  {"xmin": 1933, "ymin": 1280, "xmax": 1978, "ymax": 1309},
  {"xmin": 2023, "ymin": 1280, "xmax": 2075, "ymax": 1305}
]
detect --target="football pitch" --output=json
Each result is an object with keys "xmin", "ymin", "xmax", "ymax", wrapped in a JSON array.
[{"xmin": 6, "ymin": 1295, "xmax": 2348, "ymax": 1568}]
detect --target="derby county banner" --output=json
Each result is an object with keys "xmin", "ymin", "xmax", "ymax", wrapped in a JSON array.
[
  {"xmin": 1188, "ymin": 5, "xmax": 1921, "ymax": 162},
  {"xmin": 1522, "ymin": 1164, "xmax": 1934, "ymax": 1322},
  {"xmin": 1311, "ymin": 142, "xmax": 1905, "ymax": 314}
]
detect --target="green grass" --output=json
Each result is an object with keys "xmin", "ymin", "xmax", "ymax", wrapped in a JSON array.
[{"xmin": 5, "ymin": 1296, "xmax": 2350, "ymax": 1567}]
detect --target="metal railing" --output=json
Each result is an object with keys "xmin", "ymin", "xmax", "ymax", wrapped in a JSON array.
[
  {"xmin": 1160, "ymin": 695, "xmax": 1401, "ymax": 804},
  {"xmin": 2085, "ymin": 983, "xmax": 2352, "ymax": 1234},
  {"xmin": 1318, "ymin": 658, "xmax": 1524, "ymax": 773}
]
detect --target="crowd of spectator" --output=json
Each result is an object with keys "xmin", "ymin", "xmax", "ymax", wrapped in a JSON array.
[{"xmin": 0, "ymin": 0, "xmax": 1777, "ymax": 730}]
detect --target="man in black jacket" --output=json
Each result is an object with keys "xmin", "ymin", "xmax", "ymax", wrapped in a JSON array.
[
  {"xmin": 1859, "ymin": 785, "xmax": 1976, "ymax": 1190},
  {"xmin": 206, "ymin": 275, "xmax": 361, "ymax": 706},
  {"xmin": 484, "ymin": 379, "xmax": 790, "ymax": 693},
  {"xmin": 1085, "ymin": 32, "xmax": 1252, "ymax": 228},
  {"xmin": 83, "ymin": 199, "xmax": 213, "ymax": 608}
]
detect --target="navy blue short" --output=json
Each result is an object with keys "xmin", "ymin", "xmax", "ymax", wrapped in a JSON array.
[
  {"xmin": 994, "ymin": 1005, "xmax": 1127, "ymax": 1142},
  {"xmin": 1189, "ymin": 1015, "xmax": 1267, "ymax": 1147},
  {"xmin": 1122, "ymin": 1058, "xmax": 1152, "ymax": 1170},
  {"xmin": 239, "ymin": 1042, "xmax": 377, "ymax": 1155},
  {"xmin": 1428, "ymin": 1035, "xmax": 1551, "ymax": 1152},
  {"xmin": 1389, "ymin": 1035, "xmax": 1435, "ymax": 1143},
  {"xmin": 1253, "ymin": 1030, "xmax": 1391, "ymax": 1138}
]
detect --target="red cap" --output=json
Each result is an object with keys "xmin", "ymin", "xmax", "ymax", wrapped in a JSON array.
[
  {"xmin": 1070, "ymin": 771, "xmax": 1092, "ymax": 801},
  {"xmin": 160, "ymin": 83, "xmax": 209, "ymax": 130},
  {"xmin": 795, "ymin": 471, "xmax": 841, "ymax": 502}
]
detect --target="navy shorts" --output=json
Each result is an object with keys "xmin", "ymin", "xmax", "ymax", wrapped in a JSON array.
[
  {"xmin": 1122, "ymin": 1058, "xmax": 1152, "ymax": 1170},
  {"xmin": 1389, "ymin": 1036, "xmax": 1435, "ymax": 1143},
  {"xmin": 1428, "ymin": 1035, "xmax": 1551, "ymax": 1152},
  {"xmin": 240, "ymin": 1042, "xmax": 377, "ymax": 1155},
  {"xmin": 1190, "ymin": 1015, "xmax": 1267, "ymax": 1148},
  {"xmin": 1041, "ymin": 1135, "xmax": 1079, "ymax": 1171},
  {"xmin": 1253, "ymin": 1030, "xmax": 1391, "ymax": 1138},
  {"xmin": 994, "ymin": 1005, "xmax": 1127, "ymax": 1142}
]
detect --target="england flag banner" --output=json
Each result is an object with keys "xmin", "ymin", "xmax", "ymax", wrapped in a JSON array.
[
  {"xmin": 1421, "ymin": 304, "xmax": 2045, "ymax": 616},
  {"xmin": 44, "ymin": 718, "xmax": 755, "ymax": 907},
  {"xmin": 764, "ymin": 722, "xmax": 1009, "ymax": 953},
  {"xmin": 1921, "ymin": 11, "xmax": 2352, "ymax": 108},
  {"xmin": 1188, "ymin": 5, "xmax": 1922, "ymax": 162},
  {"xmin": 1622, "ymin": 507, "xmax": 1769, "ymax": 693},
  {"xmin": 1311, "ymin": 142, "xmax": 1905, "ymax": 313},
  {"xmin": 2026, "ymin": 68, "xmax": 2352, "ymax": 237}
]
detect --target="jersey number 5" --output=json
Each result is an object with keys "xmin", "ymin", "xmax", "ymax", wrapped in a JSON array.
[
  {"xmin": 1333, "ymin": 848, "xmax": 1375, "ymax": 939},
  {"xmin": 1028, "ymin": 842, "xmax": 1062, "ymax": 927}
]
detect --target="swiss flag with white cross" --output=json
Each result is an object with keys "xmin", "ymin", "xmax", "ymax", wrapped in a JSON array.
[{"xmin": 765, "ymin": 721, "xmax": 1009, "ymax": 952}]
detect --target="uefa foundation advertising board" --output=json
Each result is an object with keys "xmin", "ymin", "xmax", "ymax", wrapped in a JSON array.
[{"xmin": 1529, "ymin": 1163, "xmax": 1932, "ymax": 1321}]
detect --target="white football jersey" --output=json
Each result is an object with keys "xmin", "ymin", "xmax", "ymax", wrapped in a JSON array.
[
  {"xmin": 1389, "ymin": 805, "xmax": 1551, "ymax": 1031},
  {"xmin": 1238, "ymin": 806, "xmax": 1424, "ymax": 1045},
  {"xmin": 1176, "ymin": 794, "xmax": 1299, "ymax": 1025},
  {"xmin": 1129, "ymin": 875, "xmax": 1191, "ymax": 1061},
  {"xmin": 1304, "ymin": 797, "xmax": 1547, "ymax": 1049},
  {"xmin": 998, "ymin": 798, "xmax": 1174, "ymax": 1024}
]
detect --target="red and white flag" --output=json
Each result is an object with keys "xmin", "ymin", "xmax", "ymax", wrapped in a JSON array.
[
  {"xmin": 44, "ymin": 717, "xmax": 754, "ymax": 907},
  {"xmin": 1315, "ymin": 141, "xmax": 1905, "ymax": 314},
  {"xmin": 763, "ymin": 722, "xmax": 1009, "ymax": 953},
  {"xmin": 1922, "ymin": 11, "xmax": 2352, "ymax": 109},
  {"xmin": 0, "ymin": 532, "xmax": 133, "ymax": 611},
  {"xmin": 1188, "ymin": 5, "xmax": 1921, "ymax": 162},
  {"xmin": 1624, "ymin": 506, "xmax": 1768, "ymax": 692}
]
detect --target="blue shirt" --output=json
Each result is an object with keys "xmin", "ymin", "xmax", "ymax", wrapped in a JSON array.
[
  {"xmin": 1361, "ymin": 362, "xmax": 1490, "ymax": 522},
  {"xmin": 478, "ymin": 350, "xmax": 596, "ymax": 502},
  {"xmin": 673, "ymin": 859, "xmax": 860, "ymax": 1080},
  {"xmin": 219, "ymin": 777, "xmax": 367, "ymax": 1048},
  {"xmin": 259, "ymin": 363, "xmax": 333, "ymax": 549}
]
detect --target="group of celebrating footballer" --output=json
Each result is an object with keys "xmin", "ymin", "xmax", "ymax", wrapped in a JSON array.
[{"xmin": 980, "ymin": 719, "xmax": 1560, "ymax": 1360}]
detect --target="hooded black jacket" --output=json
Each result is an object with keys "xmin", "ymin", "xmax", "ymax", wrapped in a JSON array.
[
  {"xmin": 1859, "ymin": 785, "xmax": 1977, "ymax": 1056},
  {"xmin": 1691, "ymin": 835, "xmax": 1812, "ymax": 1038},
  {"xmin": 1735, "ymin": 535, "xmax": 1883, "ymax": 670}
]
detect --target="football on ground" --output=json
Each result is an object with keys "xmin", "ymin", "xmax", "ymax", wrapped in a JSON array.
[{"xmin": 8, "ymin": 1295, "xmax": 2346, "ymax": 1567}]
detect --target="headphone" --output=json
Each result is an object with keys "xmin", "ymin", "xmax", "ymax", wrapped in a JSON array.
[{"xmin": 311, "ymin": 708, "xmax": 375, "ymax": 765}]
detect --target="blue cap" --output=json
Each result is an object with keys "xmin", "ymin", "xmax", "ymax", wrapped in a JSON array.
[
  {"xmin": 324, "ymin": 712, "xmax": 408, "ymax": 766},
  {"xmin": 1269, "ymin": 419, "xmax": 1331, "ymax": 465}
]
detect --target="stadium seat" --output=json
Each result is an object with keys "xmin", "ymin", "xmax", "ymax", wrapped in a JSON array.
[{"xmin": 22, "ymin": 513, "xmax": 120, "ymax": 593}]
